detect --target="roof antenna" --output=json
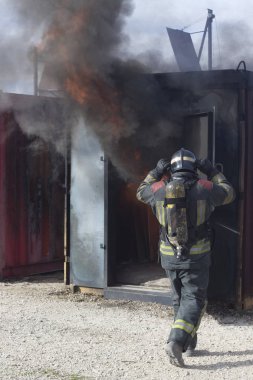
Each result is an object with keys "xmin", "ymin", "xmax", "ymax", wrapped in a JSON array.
[{"xmin": 198, "ymin": 9, "xmax": 215, "ymax": 70}]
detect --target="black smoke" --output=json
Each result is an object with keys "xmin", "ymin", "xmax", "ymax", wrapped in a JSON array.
[
  {"xmin": 33, "ymin": 0, "xmax": 186, "ymax": 179},
  {"xmin": 3, "ymin": 0, "xmax": 193, "ymax": 179}
]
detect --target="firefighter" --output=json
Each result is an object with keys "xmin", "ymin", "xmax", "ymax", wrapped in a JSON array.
[{"xmin": 136, "ymin": 148, "xmax": 235, "ymax": 367}]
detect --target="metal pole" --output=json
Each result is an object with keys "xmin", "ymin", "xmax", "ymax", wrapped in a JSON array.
[
  {"xmin": 208, "ymin": 9, "xmax": 215, "ymax": 70},
  {"xmin": 212, "ymin": 105, "xmax": 216, "ymax": 165},
  {"xmin": 198, "ymin": 19, "xmax": 208, "ymax": 61},
  {"xmin": 198, "ymin": 9, "xmax": 215, "ymax": 69},
  {"xmin": 33, "ymin": 47, "xmax": 38, "ymax": 96}
]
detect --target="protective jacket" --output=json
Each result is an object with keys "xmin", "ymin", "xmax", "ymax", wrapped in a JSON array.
[{"xmin": 136, "ymin": 169, "xmax": 235, "ymax": 270}]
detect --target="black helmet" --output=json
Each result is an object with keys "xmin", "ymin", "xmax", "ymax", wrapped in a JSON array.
[{"xmin": 170, "ymin": 148, "xmax": 197, "ymax": 174}]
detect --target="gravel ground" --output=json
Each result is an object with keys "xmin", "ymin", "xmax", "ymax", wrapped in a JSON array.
[{"xmin": 1, "ymin": 273, "xmax": 253, "ymax": 380}]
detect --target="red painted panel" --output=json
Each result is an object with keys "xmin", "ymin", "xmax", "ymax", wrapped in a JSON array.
[
  {"xmin": 0, "ymin": 114, "xmax": 6, "ymax": 274},
  {"xmin": 0, "ymin": 97, "xmax": 65, "ymax": 279}
]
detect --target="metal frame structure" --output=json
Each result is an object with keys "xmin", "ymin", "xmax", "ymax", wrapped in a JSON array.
[{"xmin": 197, "ymin": 9, "xmax": 215, "ymax": 70}]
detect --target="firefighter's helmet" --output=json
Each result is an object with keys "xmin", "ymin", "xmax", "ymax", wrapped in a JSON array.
[{"xmin": 170, "ymin": 148, "xmax": 197, "ymax": 174}]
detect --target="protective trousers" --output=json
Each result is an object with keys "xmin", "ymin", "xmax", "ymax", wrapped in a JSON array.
[{"xmin": 166, "ymin": 266, "xmax": 209, "ymax": 351}]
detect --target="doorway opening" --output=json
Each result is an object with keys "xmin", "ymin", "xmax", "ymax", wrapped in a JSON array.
[
  {"xmin": 108, "ymin": 172, "xmax": 168, "ymax": 291},
  {"xmin": 107, "ymin": 112, "xmax": 213, "ymax": 295}
]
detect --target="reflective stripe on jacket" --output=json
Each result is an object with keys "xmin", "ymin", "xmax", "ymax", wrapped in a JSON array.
[
  {"xmin": 136, "ymin": 170, "xmax": 235, "ymax": 270},
  {"xmin": 160, "ymin": 239, "xmax": 211, "ymax": 256}
]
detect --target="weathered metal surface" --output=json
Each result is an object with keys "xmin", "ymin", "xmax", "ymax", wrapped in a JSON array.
[
  {"xmin": 0, "ymin": 95, "xmax": 65, "ymax": 279},
  {"xmin": 0, "ymin": 114, "xmax": 6, "ymax": 276},
  {"xmin": 104, "ymin": 286, "xmax": 173, "ymax": 306},
  {"xmin": 241, "ymin": 88, "xmax": 253, "ymax": 309},
  {"xmin": 70, "ymin": 120, "xmax": 105, "ymax": 288},
  {"xmin": 167, "ymin": 28, "xmax": 201, "ymax": 72},
  {"xmin": 196, "ymin": 90, "xmax": 240, "ymax": 302},
  {"xmin": 64, "ymin": 70, "xmax": 253, "ymax": 307},
  {"xmin": 105, "ymin": 73, "xmax": 242, "ymax": 306}
]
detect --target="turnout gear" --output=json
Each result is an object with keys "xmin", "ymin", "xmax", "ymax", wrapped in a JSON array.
[
  {"xmin": 197, "ymin": 158, "xmax": 219, "ymax": 178},
  {"xmin": 136, "ymin": 151, "xmax": 235, "ymax": 355},
  {"xmin": 166, "ymin": 267, "xmax": 208, "ymax": 352},
  {"xmin": 170, "ymin": 148, "xmax": 197, "ymax": 174},
  {"xmin": 137, "ymin": 162, "xmax": 235, "ymax": 270},
  {"xmin": 166, "ymin": 341, "xmax": 184, "ymax": 367},
  {"xmin": 185, "ymin": 334, "xmax": 197, "ymax": 357},
  {"xmin": 153, "ymin": 158, "xmax": 171, "ymax": 178}
]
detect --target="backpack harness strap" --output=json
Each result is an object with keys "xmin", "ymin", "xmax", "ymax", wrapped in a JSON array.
[{"xmin": 162, "ymin": 178, "xmax": 209, "ymax": 259}]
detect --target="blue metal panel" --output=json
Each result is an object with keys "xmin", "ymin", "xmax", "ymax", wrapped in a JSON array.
[{"xmin": 167, "ymin": 28, "xmax": 201, "ymax": 72}]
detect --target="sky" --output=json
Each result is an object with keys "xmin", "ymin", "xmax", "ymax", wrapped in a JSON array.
[
  {"xmin": 126, "ymin": 0, "xmax": 253, "ymax": 70},
  {"xmin": 0, "ymin": 0, "xmax": 252, "ymax": 94}
]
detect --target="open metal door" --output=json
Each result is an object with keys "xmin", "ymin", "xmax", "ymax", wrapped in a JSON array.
[
  {"xmin": 183, "ymin": 111, "xmax": 214, "ymax": 163},
  {"xmin": 69, "ymin": 120, "xmax": 105, "ymax": 288},
  {"xmin": 184, "ymin": 109, "xmax": 239, "ymax": 302}
]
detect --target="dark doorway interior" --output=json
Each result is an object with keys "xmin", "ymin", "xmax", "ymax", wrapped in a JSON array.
[
  {"xmin": 108, "ymin": 170, "xmax": 169, "ymax": 290},
  {"xmin": 107, "ymin": 112, "xmax": 213, "ymax": 292}
]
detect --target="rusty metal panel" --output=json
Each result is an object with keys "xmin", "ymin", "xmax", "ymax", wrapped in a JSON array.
[
  {"xmin": 0, "ymin": 114, "xmax": 6, "ymax": 276},
  {"xmin": 0, "ymin": 96, "xmax": 65, "ymax": 279}
]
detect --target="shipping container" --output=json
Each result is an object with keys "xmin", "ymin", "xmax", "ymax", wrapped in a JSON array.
[
  {"xmin": 68, "ymin": 69, "xmax": 253, "ymax": 309},
  {"xmin": 0, "ymin": 93, "xmax": 65, "ymax": 279},
  {"xmin": 2, "ymin": 70, "xmax": 252, "ymax": 309}
]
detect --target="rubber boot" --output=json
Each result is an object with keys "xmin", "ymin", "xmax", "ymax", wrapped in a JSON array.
[
  {"xmin": 166, "ymin": 341, "xmax": 185, "ymax": 367},
  {"xmin": 185, "ymin": 334, "xmax": 197, "ymax": 357}
]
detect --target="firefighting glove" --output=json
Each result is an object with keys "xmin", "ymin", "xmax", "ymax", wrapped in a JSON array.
[
  {"xmin": 197, "ymin": 158, "xmax": 219, "ymax": 179},
  {"xmin": 153, "ymin": 158, "xmax": 171, "ymax": 179}
]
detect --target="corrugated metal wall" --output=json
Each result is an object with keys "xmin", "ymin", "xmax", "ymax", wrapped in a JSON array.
[{"xmin": 0, "ymin": 109, "xmax": 65, "ymax": 278}]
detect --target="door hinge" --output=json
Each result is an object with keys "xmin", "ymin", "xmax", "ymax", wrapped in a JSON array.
[{"xmin": 100, "ymin": 244, "xmax": 106, "ymax": 250}]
